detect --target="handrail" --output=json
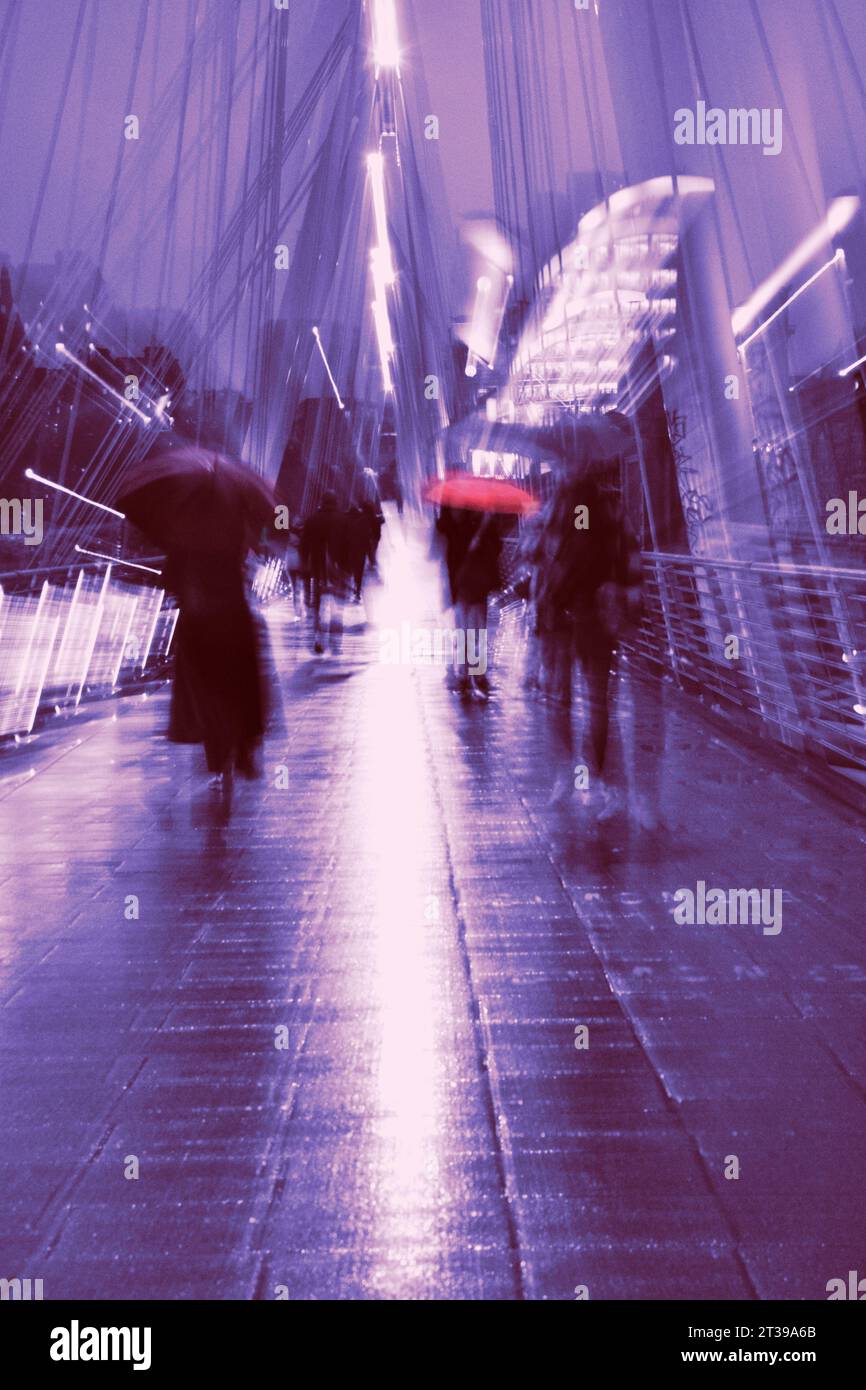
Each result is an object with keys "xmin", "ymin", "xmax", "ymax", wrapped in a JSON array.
[
  {"xmin": 0, "ymin": 564, "xmax": 176, "ymax": 739},
  {"xmin": 0, "ymin": 554, "xmax": 281, "ymax": 740},
  {"xmin": 641, "ymin": 550, "xmax": 866, "ymax": 584},
  {"xmin": 632, "ymin": 549, "xmax": 866, "ymax": 776}
]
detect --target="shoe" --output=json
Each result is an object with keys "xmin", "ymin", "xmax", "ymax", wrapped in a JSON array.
[
  {"xmin": 207, "ymin": 766, "xmax": 233, "ymax": 806},
  {"xmin": 313, "ymin": 639, "xmax": 325, "ymax": 654}
]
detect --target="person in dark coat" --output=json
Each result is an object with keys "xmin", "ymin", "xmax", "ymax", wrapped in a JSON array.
[
  {"xmin": 300, "ymin": 491, "xmax": 351, "ymax": 651},
  {"xmin": 437, "ymin": 507, "xmax": 502, "ymax": 698},
  {"xmin": 281, "ymin": 516, "xmax": 305, "ymax": 618},
  {"xmin": 534, "ymin": 466, "xmax": 642, "ymax": 810},
  {"xmin": 344, "ymin": 505, "xmax": 375, "ymax": 602},
  {"xmin": 436, "ymin": 505, "xmax": 481, "ymax": 607},
  {"xmin": 165, "ymin": 511, "xmax": 266, "ymax": 787}
]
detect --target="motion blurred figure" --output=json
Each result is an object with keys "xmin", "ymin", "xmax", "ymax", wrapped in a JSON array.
[
  {"xmin": 301, "ymin": 491, "xmax": 351, "ymax": 653},
  {"xmin": 534, "ymin": 467, "xmax": 642, "ymax": 813},
  {"xmin": 437, "ymin": 505, "xmax": 502, "ymax": 698},
  {"xmin": 118, "ymin": 442, "xmax": 272, "ymax": 800},
  {"xmin": 281, "ymin": 515, "xmax": 306, "ymax": 619},
  {"xmin": 166, "ymin": 539, "xmax": 266, "ymax": 787},
  {"xmin": 344, "ymin": 504, "xmax": 381, "ymax": 602}
]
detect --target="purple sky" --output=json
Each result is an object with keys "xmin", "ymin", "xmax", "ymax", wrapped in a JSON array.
[
  {"xmin": 0, "ymin": 0, "xmax": 494, "ymax": 293},
  {"xmin": 411, "ymin": 0, "xmax": 493, "ymax": 219},
  {"xmin": 2, "ymin": 0, "xmax": 865, "ymax": 363}
]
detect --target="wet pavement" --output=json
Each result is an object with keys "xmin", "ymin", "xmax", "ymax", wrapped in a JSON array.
[{"xmin": 1, "ymin": 516, "xmax": 865, "ymax": 1300}]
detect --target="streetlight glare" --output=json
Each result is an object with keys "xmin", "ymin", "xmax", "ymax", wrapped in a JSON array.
[{"xmin": 372, "ymin": 0, "xmax": 400, "ymax": 71}]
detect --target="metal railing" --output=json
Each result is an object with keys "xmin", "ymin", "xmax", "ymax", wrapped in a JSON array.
[
  {"xmin": 0, "ymin": 561, "xmax": 177, "ymax": 739},
  {"xmin": 631, "ymin": 551, "xmax": 866, "ymax": 776}
]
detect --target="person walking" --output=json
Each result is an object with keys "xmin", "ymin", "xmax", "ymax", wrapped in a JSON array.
[
  {"xmin": 300, "ymin": 491, "xmax": 351, "ymax": 653},
  {"xmin": 118, "ymin": 440, "xmax": 272, "ymax": 806},
  {"xmin": 449, "ymin": 511, "xmax": 503, "ymax": 699},
  {"xmin": 282, "ymin": 517, "xmax": 306, "ymax": 618},
  {"xmin": 164, "ymin": 518, "xmax": 266, "ymax": 793},
  {"xmin": 344, "ymin": 505, "xmax": 375, "ymax": 602},
  {"xmin": 534, "ymin": 466, "xmax": 642, "ymax": 812}
]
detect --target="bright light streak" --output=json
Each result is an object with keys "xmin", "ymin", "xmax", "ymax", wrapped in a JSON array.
[
  {"xmin": 370, "ymin": 244, "xmax": 394, "ymax": 290},
  {"xmin": 463, "ymin": 221, "xmax": 514, "ymax": 275},
  {"xmin": 464, "ymin": 275, "xmax": 495, "ymax": 376},
  {"xmin": 732, "ymin": 197, "xmax": 859, "ymax": 338},
  {"xmin": 372, "ymin": 0, "xmax": 400, "ymax": 71},
  {"xmin": 488, "ymin": 273, "xmax": 514, "ymax": 371},
  {"xmin": 14, "ymin": 580, "xmax": 48, "ymax": 698},
  {"xmin": 74, "ymin": 545, "xmax": 162, "ymax": 575},
  {"xmin": 311, "ymin": 326, "xmax": 345, "ymax": 410},
  {"xmin": 140, "ymin": 590, "xmax": 166, "ymax": 671},
  {"xmin": 52, "ymin": 568, "xmax": 84, "ymax": 683},
  {"xmin": 54, "ymin": 342, "xmax": 153, "ymax": 423},
  {"xmin": 737, "ymin": 252, "xmax": 844, "ymax": 353},
  {"xmin": 367, "ymin": 152, "xmax": 395, "ymax": 283},
  {"xmin": 165, "ymin": 606, "xmax": 180, "ymax": 657},
  {"xmin": 579, "ymin": 173, "xmax": 715, "ymax": 235},
  {"xmin": 839, "ymin": 351, "xmax": 866, "ymax": 379},
  {"xmin": 372, "ymin": 297, "xmax": 394, "ymax": 391},
  {"xmin": 367, "ymin": 155, "xmax": 396, "ymax": 395},
  {"xmin": 26, "ymin": 590, "xmax": 58, "ymax": 734},
  {"xmin": 110, "ymin": 594, "xmax": 139, "ymax": 687},
  {"xmin": 76, "ymin": 565, "xmax": 111, "ymax": 707},
  {"xmin": 370, "ymin": 292, "xmax": 394, "ymax": 356},
  {"xmin": 25, "ymin": 469, "xmax": 126, "ymax": 519}
]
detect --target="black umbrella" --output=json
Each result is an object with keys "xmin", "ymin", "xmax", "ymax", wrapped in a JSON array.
[{"xmin": 117, "ymin": 445, "xmax": 274, "ymax": 554}]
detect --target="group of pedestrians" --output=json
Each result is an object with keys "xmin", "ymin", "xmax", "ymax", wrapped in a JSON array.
[
  {"xmin": 286, "ymin": 492, "xmax": 384, "ymax": 652},
  {"xmin": 140, "ymin": 424, "xmax": 652, "ymax": 826},
  {"xmin": 435, "ymin": 460, "xmax": 650, "ymax": 822}
]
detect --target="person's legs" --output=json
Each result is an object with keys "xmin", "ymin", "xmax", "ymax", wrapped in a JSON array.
[
  {"xmin": 311, "ymin": 578, "xmax": 325, "ymax": 652},
  {"xmin": 578, "ymin": 631, "xmax": 620, "ymax": 818},
  {"xmin": 454, "ymin": 600, "xmax": 471, "ymax": 692},
  {"xmin": 235, "ymin": 740, "xmax": 261, "ymax": 779},
  {"xmin": 328, "ymin": 592, "xmax": 344, "ymax": 654},
  {"xmin": 204, "ymin": 734, "xmax": 230, "ymax": 776},
  {"xmin": 583, "ymin": 640, "xmax": 613, "ymax": 777},
  {"xmin": 290, "ymin": 569, "xmax": 305, "ymax": 619},
  {"xmin": 622, "ymin": 657, "xmax": 665, "ymax": 830},
  {"xmin": 523, "ymin": 600, "xmax": 542, "ymax": 691},
  {"xmin": 353, "ymin": 558, "xmax": 365, "ymax": 601},
  {"xmin": 551, "ymin": 640, "xmax": 574, "ymax": 753},
  {"xmin": 467, "ymin": 600, "xmax": 490, "ymax": 694},
  {"xmin": 546, "ymin": 633, "xmax": 576, "ymax": 804}
]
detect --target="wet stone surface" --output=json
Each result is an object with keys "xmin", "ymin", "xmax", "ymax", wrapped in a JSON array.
[{"xmin": 1, "ymin": 520, "xmax": 864, "ymax": 1300}]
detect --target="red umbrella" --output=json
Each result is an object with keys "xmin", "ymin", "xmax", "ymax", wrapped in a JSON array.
[{"xmin": 423, "ymin": 473, "xmax": 539, "ymax": 515}]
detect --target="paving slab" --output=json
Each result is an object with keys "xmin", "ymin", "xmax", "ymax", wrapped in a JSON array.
[{"xmin": 1, "ymin": 517, "xmax": 864, "ymax": 1299}]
